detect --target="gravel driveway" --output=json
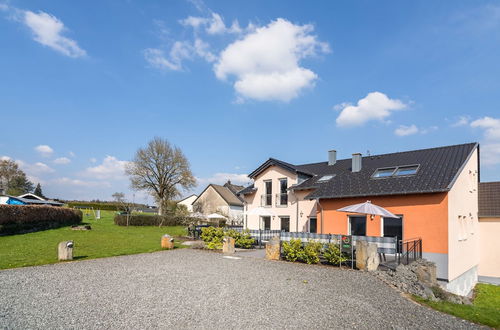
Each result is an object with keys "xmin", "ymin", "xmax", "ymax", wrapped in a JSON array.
[{"xmin": 0, "ymin": 249, "xmax": 481, "ymax": 329}]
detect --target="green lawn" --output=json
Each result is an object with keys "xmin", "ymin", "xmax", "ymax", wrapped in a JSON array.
[
  {"xmin": 0, "ymin": 210, "xmax": 187, "ymax": 270},
  {"xmin": 415, "ymin": 283, "xmax": 500, "ymax": 328}
]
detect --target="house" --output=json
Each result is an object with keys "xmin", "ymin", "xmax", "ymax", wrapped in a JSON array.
[
  {"xmin": 177, "ymin": 194, "xmax": 197, "ymax": 212},
  {"xmin": 240, "ymin": 143, "xmax": 481, "ymax": 295},
  {"xmin": 192, "ymin": 181, "xmax": 245, "ymax": 224},
  {"xmin": 0, "ymin": 193, "xmax": 63, "ymax": 206},
  {"xmin": 478, "ymin": 182, "xmax": 500, "ymax": 282}
]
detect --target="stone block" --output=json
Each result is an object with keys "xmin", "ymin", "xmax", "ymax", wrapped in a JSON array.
[
  {"xmin": 265, "ymin": 236, "xmax": 280, "ymax": 261},
  {"xmin": 356, "ymin": 240, "xmax": 379, "ymax": 271},
  {"xmin": 415, "ymin": 262, "xmax": 437, "ymax": 287},
  {"xmin": 58, "ymin": 241, "xmax": 74, "ymax": 261},
  {"xmin": 222, "ymin": 236, "xmax": 235, "ymax": 254},
  {"xmin": 161, "ymin": 234, "xmax": 175, "ymax": 249}
]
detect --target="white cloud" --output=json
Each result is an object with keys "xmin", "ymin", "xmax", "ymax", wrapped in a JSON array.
[
  {"xmin": 81, "ymin": 156, "xmax": 129, "ymax": 180},
  {"xmin": 69, "ymin": 151, "xmax": 75, "ymax": 157},
  {"xmin": 335, "ymin": 92, "xmax": 407, "ymax": 127},
  {"xmin": 214, "ymin": 18, "xmax": 329, "ymax": 102},
  {"xmin": 0, "ymin": 3, "xmax": 9, "ymax": 11},
  {"xmin": 16, "ymin": 160, "xmax": 55, "ymax": 174},
  {"xmin": 52, "ymin": 177, "xmax": 109, "ymax": 188},
  {"xmin": 23, "ymin": 10, "xmax": 86, "ymax": 58},
  {"xmin": 180, "ymin": 13, "xmax": 242, "ymax": 35},
  {"xmin": 90, "ymin": 157, "xmax": 97, "ymax": 163},
  {"xmin": 53, "ymin": 157, "xmax": 71, "ymax": 165},
  {"xmin": 394, "ymin": 124, "xmax": 419, "ymax": 136},
  {"xmin": 451, "ymin": 115, "xmax": 471, "ymax": 127},
  {"xmin": 470, "ymin": 116, "xmax": 500, "ymax": 165},
  {"xmin": 1, "ymin": 156, "xmax": 11, "ymax": 161},
  {"xmin": 34, "ymin": 144, "xmax": 54, "ymax": 157},
  {"xmin": 196, "ymin": 173, "xmax": 250, "ymax": 187},
  {"xmin": 470, "ymin": 117, "xmax": 500, "ymax": 140}
]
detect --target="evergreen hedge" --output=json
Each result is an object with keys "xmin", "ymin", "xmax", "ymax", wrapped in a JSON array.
[
  {"xmin": 114, "ymin": 214, "xmax": 198, "ymax": 226},
  {"xmin": 0, "ymin": 205, "xmax": 82, "ymax": 235}
]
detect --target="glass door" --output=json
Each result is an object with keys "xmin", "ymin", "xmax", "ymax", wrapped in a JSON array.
[{"xmin": 349, "ymin": 216, "xmax": 366, "ymax": 236}]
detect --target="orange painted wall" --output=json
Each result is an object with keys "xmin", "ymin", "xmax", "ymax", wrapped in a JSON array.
[{"xmin": 317, "ymin": 193, "xmax": 449, "ymax": 254}]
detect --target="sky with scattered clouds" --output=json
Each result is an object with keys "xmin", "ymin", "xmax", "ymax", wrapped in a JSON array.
[{"xmin": 1, "ymin": 0, "xmax": 500, "ymax": 203}]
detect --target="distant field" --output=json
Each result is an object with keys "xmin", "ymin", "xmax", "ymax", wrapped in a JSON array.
[{"xmin": 0, "ymin": 210, "xmax": 186, "ymax": 270}]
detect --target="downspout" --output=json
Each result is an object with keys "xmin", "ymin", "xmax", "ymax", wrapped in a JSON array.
[
  {"xmin": 295, "ymin": 190, "xmax": 299, "ymax": 232},
  {"xmin": 316, "ymin": 198, "xmax": 324, "ymax": 234}
]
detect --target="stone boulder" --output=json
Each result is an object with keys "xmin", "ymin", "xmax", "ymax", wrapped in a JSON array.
[
  {"xmin": 355, "ymin": 240, "xmax": 379, "ymax": 271},
  {"xmin": 58, "ymin": 241, "xmax": 74, "ymax": 261},
  {"xmin": 265, "ymin": 236, "xmax": 280, "ymax": 261},
  {"xmin": 222, "ymin": 236, "xmax": 235, "ymax": 254}
]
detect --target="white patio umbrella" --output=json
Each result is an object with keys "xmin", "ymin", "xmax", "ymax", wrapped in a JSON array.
[
  {"xmin": 190, "ymin": 212, "xmax": 207, "ymax": 218},
  {"xmin": 337, "ymin": 200, "xmax": 398, "ymax": 218},
  {"xmin": 247, "ymin": 207, "xmax": 276, "ymax": 217},
  {"xmin": 207, "ymin": 213, "xmax": 227, "ymax": 219}
]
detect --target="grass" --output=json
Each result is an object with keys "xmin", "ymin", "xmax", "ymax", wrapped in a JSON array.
[
  {"xmin": 414, "ymin": 283, "xmax": 500, "ymax": 328},
  {"xmin": 0, "ymin": 210, "xmax": 187, "ymax": 270}
]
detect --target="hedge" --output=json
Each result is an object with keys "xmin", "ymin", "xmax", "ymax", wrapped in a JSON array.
[
  {"xmin": 114, "ymin": 214, "xmax": 198, "ymax": 226},
  {"xmin": 0, "ymin": 205, "xmax": 82, "ymax": 235},
  {"xmin": 66, "ymin": 201, "xmax": 122, "ymax": 211}
]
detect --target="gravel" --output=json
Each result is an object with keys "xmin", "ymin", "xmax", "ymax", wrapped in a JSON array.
[{"xmin": 0, "ymin": 249, "xmax": 483, "ymax": 329}]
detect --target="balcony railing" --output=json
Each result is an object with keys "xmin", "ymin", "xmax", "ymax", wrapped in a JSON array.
[
  {"xmin": 276, "ymin": 193, "xmax": 288, "ymax": 206},
  {"xmin": 261, "ymin": 194, "xmax": 272, "ymax": 206}
]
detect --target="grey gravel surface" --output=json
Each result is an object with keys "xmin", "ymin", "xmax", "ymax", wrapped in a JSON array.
[{"xmin": 0, "ymin": 249, "xmax": 482, "ymax": 329}]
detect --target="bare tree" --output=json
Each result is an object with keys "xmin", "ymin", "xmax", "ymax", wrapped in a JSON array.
[
  {"xmin": 112, "ymin": 192, "xmax": 133, "ymax": 226},
  {"xmin": 125, "ymin": 137, "xmax": 196, "ymax": 215}
]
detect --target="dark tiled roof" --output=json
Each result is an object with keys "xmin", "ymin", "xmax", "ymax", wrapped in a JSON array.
[
  {"xmin": 248, "ymin": 158, "xmax": 314, "ymax": 179},
  {"xmin": 238, "ymin": 184, "xmax": 256, "ymax": 195},
  {"xmin": 304, "ymin": 143, "xmax": 478, "ymax": 199},
  {"xmin": 479, "ymin": 182, "xmax": 500, "ymax": 217},
  {"xmin": 210, "ymin": 184, "xmax": 244, "ymax": 206}
]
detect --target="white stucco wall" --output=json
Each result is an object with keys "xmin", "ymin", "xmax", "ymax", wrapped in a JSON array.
[
  {"xmin": 478, "ymin": 217, "xmax": 500, "ymax": 278},
  {"xmin": 447, "ymin": 148, "xmax": 479, "ymax": 294},
  {"xmin": 243, "ymin": 165, "xmax": 316, "ymax": 232},
  {"xmin": 178, "ymin": 195, "xmax": 197, "ymax": 212}
]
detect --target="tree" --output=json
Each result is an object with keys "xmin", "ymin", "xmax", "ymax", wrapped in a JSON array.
[
  {"xmin": 0, "ymin": 159, "xmax": 34, "ymax": 195},
  {"xmin": 112, "ymin": 192, "xmax": 133, "ymax": 226},
  {"xmin": 125, "ymin": 137, "xmax": 196, "ymax": 215},
  {"xmin": 34, "ymin": 183, "xmax": 45, "ymax": 198}
]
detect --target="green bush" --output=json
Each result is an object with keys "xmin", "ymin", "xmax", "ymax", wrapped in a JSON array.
[
  {"xmin": 0, "ymin": 205, "xmax": 82, "ymax": 235},
  {"xmin": 300, "ymin": 241, "xmax": 322, "ymax": 264},
  {"xmin": 225, "ymin": 229, "xmax": 255, "ymax": 249},
  {"xmin": 323, "ymin": 243, "xmax": 348, "ymax": 265},
  {"xmin": 201, "ymin": 227, "xmax": 225, "ymax": 249},
  {"xmin": 114, "ymin": 214, "xmax": 198, "ymax": 226},
  {"xmin": 282, "ymin": 238, "xmax": 303, "ymax": 262}
]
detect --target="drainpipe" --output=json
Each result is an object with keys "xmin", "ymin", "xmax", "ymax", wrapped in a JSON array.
[
  {"xmin": 295, "ymin": 190, "xmax": 299, "ymax": 232},
  {"xmin": 316, "ymin": 198, "xmax": 324, "ymax": 234}
]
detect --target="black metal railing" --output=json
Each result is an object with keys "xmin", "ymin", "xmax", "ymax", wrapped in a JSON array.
[
  {"xmin": 397, "ymin": 237, "xmax": 422, "ymax": 265},
  {"xmin": 261, "ymin": 194, "xmax": 272, "ymax": 206},
  {"xmin": 276, "ymin": 193, "xmax": 288, "ymax": 206}
]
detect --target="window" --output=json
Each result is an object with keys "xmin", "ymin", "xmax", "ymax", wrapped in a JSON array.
[
  {"xmin": 349, "ymin": 216, "xmax": 366, "ymax": 236},
  {"xmin": 372, "ymin": 165, "xmax": 419, "ymax": 178},
  {"xmin": 317, "ymin": 174, "xmax": 335, "ymax": 182},
  {"xmin": 280, "ymin": 216, "xmax": 290, "ymax": 232},
  {"xmin": 372, "ymin": 168, "xmax": 396, "ymax": 178},
  {"xmin": 309, "ymin": 218, "xmax": 317, "ymax": 233},
  {"xmin": 279, "ymin": 178, "xmax": 288, "ymax": 205},
  {"xmin": 262, "ymin": 180, "xmax": 272, "ymax": 206},
  {"xmin": 262, "ymin": 216, "xmax": 271, "ymax": 230},
  {"xmin": 394, "ymin": 165, "xmax": 418, "ymax": 176}
]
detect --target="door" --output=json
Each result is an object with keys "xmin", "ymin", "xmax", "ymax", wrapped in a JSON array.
[
  {"xmin": 349, "ymin": 216, "xmax": 366, "ymax": 236},
  {"xmin": 280, "ymin": 216, "xmax": 290, "ymax": 232},
  {"xmin": 383, "ymin": 216, "xmax": 403, "ymax": 251},
  {"xmin": 262, "ymin": 216, "xmax": 271, "ymax": 230},
  {"xmin": 309, "ymin": 217, "xmax": 317, "ymax": 233}
]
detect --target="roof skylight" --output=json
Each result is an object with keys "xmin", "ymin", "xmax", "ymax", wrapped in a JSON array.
[
  {"xmin": 372, "ymin": 165, "xmax": 419, "ymax": 179},
  {"xmin": 317, "ymin": 174, "xmax": 335, "ymax": 182}
]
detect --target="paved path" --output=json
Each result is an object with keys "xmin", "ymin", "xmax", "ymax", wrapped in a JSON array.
[{"xmin": 0, "ymin": 249, "xmax": 482, "ymax": 329}]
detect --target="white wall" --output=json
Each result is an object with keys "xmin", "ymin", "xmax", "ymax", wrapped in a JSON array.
[
  {"xmin": 447, "ymin": 148, "xmax": 479, "ymax": 293},
  {"xmin": 478, "ymin": 217, "xmax": 500, "ymax": 278},
  {"xmin": 178, "ymin": 195, "xmax": 197, "ymax": 212}
]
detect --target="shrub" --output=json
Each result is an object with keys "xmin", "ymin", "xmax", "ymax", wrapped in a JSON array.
[
  {"xmin": 0, "ymin": 205, "xmax": 82, "ymax": 235},
  {"xmin": 225, "ymin": 229, "xmax": 255, "ymax": 249},
  {"xmin": 114, "ymin": 214, "xmax": 197, "ymax": 226},
  {"xmin": 323, "ymin": 243, "xmax": 348, "ymax": 265},
  {"xmin": 201, "ymin": 227, "xmax": 225, "ymax": 249},
  {"xmin": 300, "ymin": 241, "xmax": 322, "ymax": 264},
  {"xmin": 282, "ymin": 238, "xmax": 303, "ymax": 262}
]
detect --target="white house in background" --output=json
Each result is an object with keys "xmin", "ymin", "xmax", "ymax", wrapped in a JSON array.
[
  {"xmin": 192, "ymin": 181, "xmax": 245, "ymax": 225},
  {"xmin": 177, "ymin": 194, "xmax": 197, "ymax": 212}
]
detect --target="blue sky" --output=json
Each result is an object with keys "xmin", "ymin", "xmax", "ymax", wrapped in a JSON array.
[{"xmin": 1, "ymin": 0, "xmax": 499, "ymax": 203}]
